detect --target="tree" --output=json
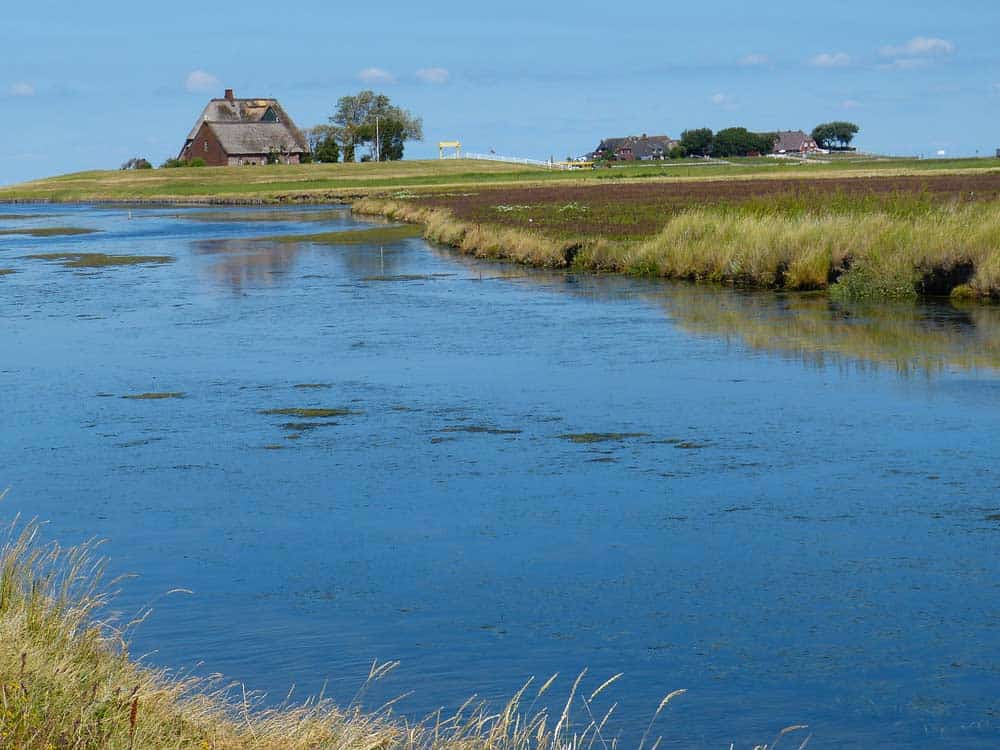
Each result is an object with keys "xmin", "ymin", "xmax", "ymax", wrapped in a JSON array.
[
  {"xmin": 327, "ymin": 90, "xmax": 422, "ymax": 162},
  {"xmin": 120, "ymin": 157, "xmax": 152, "ymax": 170},
  {"xmin": 679, "ymin": 128, "xmax": 714, "ymax": 157},
  {"xmin": 811, "ymin": 121, "xmax": 859, "ymax": 150},
  {"xmin": 306, "ymin": 125, "xmax": 340, "ymax": 163},
  {"xmin": 355, "ymin": 117, "xmax": 411, "ymax": 161}
]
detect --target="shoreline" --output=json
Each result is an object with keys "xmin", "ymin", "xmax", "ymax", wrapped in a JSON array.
[
  {"xmin": 352, "ymin": 197, "xmax": 1000, "ymax": 301},
  {"xmin": 4, "ymin": 160, "xmax": 1000, "ymax": 301}
]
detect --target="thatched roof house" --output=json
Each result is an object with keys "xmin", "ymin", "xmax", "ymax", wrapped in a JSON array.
[
  {"xmin": 773, "ymin": 130, "xmax": 820, "ymax": 155},
  {"xmin": 179, "ymin": 89, "xmax": 309, "ymax": 166},
  {"xmin": 594, "ymin": 134, "xmax": 677, "ymax": 160}
]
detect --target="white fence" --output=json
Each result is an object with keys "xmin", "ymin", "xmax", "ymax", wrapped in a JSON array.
[{"xmin": 462, "ymin": 152, "xmax": 570, "ymax": 169}]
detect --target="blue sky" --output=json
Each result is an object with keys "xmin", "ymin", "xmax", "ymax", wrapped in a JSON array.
[{"xmin": 2, "ymin": 0, "xmax": 998, "ymax": 184}]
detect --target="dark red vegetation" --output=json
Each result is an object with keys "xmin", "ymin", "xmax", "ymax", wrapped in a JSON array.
[{"xmin": 412, "ymin": 173, "xmax": 1000, "ymax": 239}]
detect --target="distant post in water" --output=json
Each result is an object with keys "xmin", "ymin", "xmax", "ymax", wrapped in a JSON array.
[{"xmin": 439, "ymin": 141, "xmax": 462, "ymax": 159}]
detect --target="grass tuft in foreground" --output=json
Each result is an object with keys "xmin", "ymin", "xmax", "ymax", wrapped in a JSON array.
[
  {"xmin": 0, "ymin": 505, "xmax": 812, "ymax": 750},
  {"xmin": 0, "ymin": 510, "xmax": 758, "ymax": 750}
]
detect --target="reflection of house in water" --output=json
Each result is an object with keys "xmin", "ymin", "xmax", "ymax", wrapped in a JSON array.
[{"xmin": 193, "ymin": 238, "xmax": 299, "ymax": 293}]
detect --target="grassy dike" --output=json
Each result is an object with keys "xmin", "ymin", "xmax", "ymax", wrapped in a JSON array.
[
  {"xmin": 1, "ymin": 157, "xmax": 996, "ymax": 204},
  {"xmin": 1, "ymin": 512, "xmax": 719, "ymax": 750},
  {"xmin": 353, "ymin": 196, "xmax": 1000, "ymax": 300}
]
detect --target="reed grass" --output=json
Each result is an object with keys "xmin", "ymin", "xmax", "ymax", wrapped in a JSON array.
[
  {"xmin": 356, "ymin": 198, "xmax": 1000, "ymax": 300},
  {"xmin": 0, "ymin": 505, "xmax": 807, "ymax": 750},
  {"xmin": 353, "ymin": 199, "xmax": 572, "ymax": 268}
]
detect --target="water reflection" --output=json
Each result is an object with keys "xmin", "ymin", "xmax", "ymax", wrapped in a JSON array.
[
  {"xmin": 193, "ymin": 236, "xmax": 409, "ymax": 293},
  {"xmin": 193, "ymin": 238, "xmax": 299, "ymax": 292},
  {"xmin": 429, "ymin": 244, "xmax": 1000, "ymax": 376},
  {"xmin": 656, "ymin": 288, "xmax": 1000, "ymax": 376}
]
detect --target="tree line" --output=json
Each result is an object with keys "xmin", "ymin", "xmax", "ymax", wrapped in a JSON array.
[
  {"xmin": 597, "ymin": 121, "xmax": 861, "ymax": 161},
  {"xmin": 672, "ymin": 127, "xmax": 778, "ymax": 158}
]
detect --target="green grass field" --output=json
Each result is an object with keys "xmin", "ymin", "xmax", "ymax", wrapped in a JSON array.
[{"xmin": 1, "ymin": 156, "xmax": 997, "ymax": 203}]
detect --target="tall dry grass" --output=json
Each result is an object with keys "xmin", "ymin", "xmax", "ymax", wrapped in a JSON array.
[
  {"xmin": 356, "ymin": 198, "xmax": 1000, "ymax": 300},
  {"xmin": 0, "ymin": 507, "xmax": 808, "ymax": 750},
  {"xmin": 354, "ymin": 199, "xmax": 573, "ymax": 267}
]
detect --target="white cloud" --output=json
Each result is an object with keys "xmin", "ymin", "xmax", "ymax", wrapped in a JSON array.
[
  {"xmin": 738, "ymin": 54, "xmax": 769, "ymax": 67},
  {"xmin": 709, "ymin": 92, "xmax": 737, "ymax": 110},
  {"xmin": 880, "ymin": 36, "xmax": 954, "ymax": 58},
  {"xmin": 9, "ymin": 82, "xmax": 35, "ymax": 97},
  {"xmin": 878, "ymin": 57, "xmax": 931, "ymax": 71},
  {"xmin": 841, "ymin": 99, "xmax": 862, "ymax": 109},
  {"xmin": 185, "ymin": 70, "xmax": 220, "ymax": 93},
  {"xmin": 809, "ymin": 52, "xmax": 852, "ymax": 68},
  {"xmin": 359, "ymin": 67, "xmax": 395, "ymax": 84},
  {"xmin": 416, "ymin": 67, "xmax": 450, "ymax": 84}
]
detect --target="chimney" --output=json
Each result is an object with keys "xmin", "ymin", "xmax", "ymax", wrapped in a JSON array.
[{"xmin": 224, "ymin": 89, "xmax": 234, "ymax": 101}]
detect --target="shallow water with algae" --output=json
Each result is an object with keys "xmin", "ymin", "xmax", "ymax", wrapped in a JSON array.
[{"xmin": 1, "ymin": 204, "xmax": 999, "ymax": 749}]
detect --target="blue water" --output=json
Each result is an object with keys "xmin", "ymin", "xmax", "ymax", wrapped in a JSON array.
[{"xmin": 1, "ymin": 204, "xmax": 998, "ymax": 748}]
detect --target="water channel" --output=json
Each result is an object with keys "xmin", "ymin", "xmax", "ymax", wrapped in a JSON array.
[{"xmin": 1, "ymin": 204, "xmax": 998, "ymax": 748}]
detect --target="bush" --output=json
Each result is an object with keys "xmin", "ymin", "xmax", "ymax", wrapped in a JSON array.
[{"xmin": 160, "ymin": 157, "xmax": 206, "ymax": 168}]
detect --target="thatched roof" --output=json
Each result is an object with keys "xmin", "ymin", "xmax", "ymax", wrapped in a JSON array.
[
  {"xmin": 595, "ymin": 134, "xmax": 676, "ymax": 159},
  {"xmin": 773, "ymin": 130, "xmax": 817, "ymax": 153},
  {"xmin": 205, "ymin": 122, "xmax": 307, "ymax": 155},
  {"xmin": 183, "ymin": 93, "xmax": 308, "ymax": 155}
]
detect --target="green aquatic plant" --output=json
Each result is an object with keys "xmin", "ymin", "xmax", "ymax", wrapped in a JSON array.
[
  {"xmin": 0, "ymin": 227, "xmax": 98, "ymax": 237},
  {"xmin": 440, "ymin": 425, "xmax": 523, "ymax": 435},
  {"xmin": 121, "ymin": 392, "xmax": 185, "ymax": 400},
  {"xmin": 25, "ymin": 253, "xmax": 175, "ymax": 269},
  {"xmin": 259, "ymin": 407, "xmax": 359, "ymax": 418},
  {"xmin": 279, "ymin": 421, "xmax": 339, "ymax": 432},
  {"xmin": 557, "ymin": 432, "xmax": 649, "ymax": 444}
]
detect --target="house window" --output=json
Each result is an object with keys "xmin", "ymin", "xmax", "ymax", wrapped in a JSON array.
[{"xmin": 203, "ymin": 141, "xmax": 208, "ymax": 152}]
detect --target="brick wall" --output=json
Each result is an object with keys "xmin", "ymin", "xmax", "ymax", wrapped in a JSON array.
[{"xmin": 184, "ymin": 122, "xmax": 229, "ymax": 166}]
